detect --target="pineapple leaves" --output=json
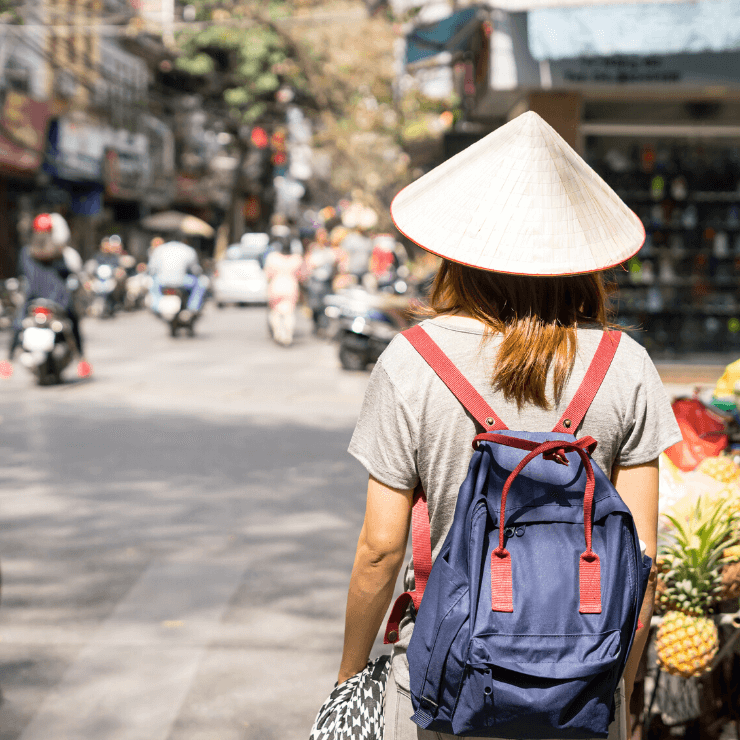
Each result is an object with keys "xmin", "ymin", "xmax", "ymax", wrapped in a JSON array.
[{"xmin": 659, "ymin": 494, "xmax": 739, "ymax": 614}]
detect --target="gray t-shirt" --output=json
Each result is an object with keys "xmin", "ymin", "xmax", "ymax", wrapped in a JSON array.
[{"xmin": 348, "ymin": 316, "xmax": 682, "ymax": 692}]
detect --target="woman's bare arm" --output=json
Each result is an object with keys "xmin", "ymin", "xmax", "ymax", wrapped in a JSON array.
[
  {"xmin": 611, "ymin": 459, "xmax": 660, "ymax": 720},
  {"xmin": 337, "ymin": 475, "xmax": 414, "ymax": 684}
]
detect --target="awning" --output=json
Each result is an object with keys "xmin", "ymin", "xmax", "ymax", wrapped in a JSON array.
[
  {"xmin": 529, "ymin": 0, "xmax": 740, "ymax": 60},
  {"xmin": 406, "ymin": 6, "xmax": 481, "ymax": 66}
]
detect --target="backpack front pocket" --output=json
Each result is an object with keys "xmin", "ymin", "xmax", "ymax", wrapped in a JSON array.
[
  {"xmin": 408, "ymin": 553, "xmax": 469, "ymax": 729},
  {"xmin": 451, "ymin": 631, "xmax": 622, "ymax": 738}
]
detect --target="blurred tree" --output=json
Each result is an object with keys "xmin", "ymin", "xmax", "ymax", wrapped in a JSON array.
[
  {"xmin": 173, "ymin": 0, "xmax": 350, "ymax": 236},
  {"xmin": 174, "ymin": 1, "xmax": 341, "ymax": 124},
  {"xmin": 173, "ymin": 0, "xmax": 458, "ymax": 233},
  {"xmin": 0, "ymin": 0, "xmax": 23, "ymax": 23}
]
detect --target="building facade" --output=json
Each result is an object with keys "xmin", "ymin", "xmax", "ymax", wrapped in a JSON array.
[{"xmin": 397, "ymin": 0, "xmax": 740, "ymax": 356}]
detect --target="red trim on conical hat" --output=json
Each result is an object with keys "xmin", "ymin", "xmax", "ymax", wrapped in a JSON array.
[{"xmin": 389, "ymin": 186, "xmax": 645, "ymax": 277}]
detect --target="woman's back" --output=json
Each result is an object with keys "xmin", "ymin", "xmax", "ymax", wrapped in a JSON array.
[
  {"xmin": 348, "ymin": 316, "xmax": 678, "ymax": 693},
  {"xmin": 334, "ymin": 113, "xmax": 682, "ymax": 740}
]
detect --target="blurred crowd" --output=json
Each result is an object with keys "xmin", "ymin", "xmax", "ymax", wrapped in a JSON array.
[{"xmin": 0, "ymin": 207, "xmax": 440, "ymax": 384}]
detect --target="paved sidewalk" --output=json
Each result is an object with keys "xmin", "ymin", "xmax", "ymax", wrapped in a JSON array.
[{"xmin": 655, "ymin": 361, "xmax": 730, "ymax": 401}]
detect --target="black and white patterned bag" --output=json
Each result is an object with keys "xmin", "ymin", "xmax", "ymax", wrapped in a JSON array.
[{"xmin": 309, "ymin": 655, "xmax": 391, "ymax": 740}]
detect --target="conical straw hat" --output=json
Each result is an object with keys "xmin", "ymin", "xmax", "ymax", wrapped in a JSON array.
[{"xmin": 390, "ymin": 111, "xmax": 645, "ymax": 275}]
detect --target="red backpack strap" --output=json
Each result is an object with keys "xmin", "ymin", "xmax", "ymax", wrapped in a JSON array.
[
  {"xmin": 384, "ymin": 487, "xmax": 432, "ymax": 644},
  {"xmin": 403, "ymin": 325, "xmax": 508, "ymax": 431},
  {"xmin": 386, "ymin": 324, "xmax": 505, "ymax": 644},
  {"xmin": 552, "ymin": 331, "xmax": 622, "ymax": 435}
]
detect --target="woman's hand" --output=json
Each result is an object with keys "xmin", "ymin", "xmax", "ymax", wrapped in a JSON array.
[{"xmin": 337, "ymin": 475, "xmax": 414, "ymax": 685}]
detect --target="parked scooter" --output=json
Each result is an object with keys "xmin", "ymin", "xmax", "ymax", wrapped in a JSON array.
[
  {"xmin": 17, "ymin": 299, "xmax": 75, "ymax": 384},
  {"xmin": 157, "ymin": 286, "xmax": 200, "ymax": 337}
]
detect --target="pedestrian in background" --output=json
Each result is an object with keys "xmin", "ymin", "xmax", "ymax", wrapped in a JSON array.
[
  {"xmin": 304, "ymin": 228, "xmax": 337, "ymax": 334},
  {"xmin": 336, "ymin": 112, "xmax": 682, "ymax": 740},
  {"xmin": 328, "ymin": 226, "xmax": 352, "ymax": 292},
  {"xmin": 264, "ymin": 237, "xmax": 303, "ymax": 346}
]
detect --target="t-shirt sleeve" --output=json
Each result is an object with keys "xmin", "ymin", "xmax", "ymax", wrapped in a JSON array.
[
  {"xmin": 348, "ymin": 360, "xmax": 420, "ymax": 490},
  {"xmin": 616, "ymin": 349, "xmax": 683, "ymax": 467}
]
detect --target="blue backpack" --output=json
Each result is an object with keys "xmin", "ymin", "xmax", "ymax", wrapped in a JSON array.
[{"xmin": 383, "ymin": 326, "xmax": 651, "ymax": 739}]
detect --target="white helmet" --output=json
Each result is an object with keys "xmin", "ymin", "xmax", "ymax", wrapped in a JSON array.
[{"xmin": 49, "ymin": 213, "xmax": 71, "ymax": 248}]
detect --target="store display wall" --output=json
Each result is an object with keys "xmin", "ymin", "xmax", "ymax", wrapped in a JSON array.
[{"xmin": 587, "ymin": 138, "xmax": 740, "ymax": 356}]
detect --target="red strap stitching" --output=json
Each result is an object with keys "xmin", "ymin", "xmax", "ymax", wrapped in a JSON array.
[
  {"xmin": 491, "ymin": 548, "xmax": 513, "ymax": 612},
  {"xmin": 403, "ymin": 326, "xmax": 507, "ymax": 431},
  {"xmin": 553, "ymin": 331, "xmax": 621, "ymax": 435},
  {"xmin": 410, "ymin": 493, "xmax": 431, "ymax": 606},
  {"xmin": 579, "ymin": 553, "xmax": 602, "ymax": 613}
]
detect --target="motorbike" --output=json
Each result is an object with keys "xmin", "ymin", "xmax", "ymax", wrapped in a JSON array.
[
  {"xmin": 327, "ymin": 285, "xmax": 414, "ymax": 371},
  {"xmin": 157, "ymin": 285, "xmax": 200, "ymax": 337},
  {"xmin": 18, "ymin": 299, "xmax": 75, "ymax": 385},
  {"xmin": 88, "ymin": 263, "xmax": 120, "ymax": 318}
]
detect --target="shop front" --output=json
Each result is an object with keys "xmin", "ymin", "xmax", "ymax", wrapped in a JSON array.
[
  {"xmin": 44, "ymin": 116, "xmax": 159, "ymax": 259},
  {"xmin": 0, "ymin": 91, "xmax": 52, "ymax": 277},
  {"xmin": 103, "ymin": 130, "xmax": 151, "ymax": 258},
  {"xmin": 43, "ymin": 116, "xmax": 109, "ymax": 258},
  {"xmin": 463, "ymin": 1, "xmax": 740, "ymax": 357}
]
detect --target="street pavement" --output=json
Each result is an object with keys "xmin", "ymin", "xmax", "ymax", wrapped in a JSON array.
[
  {"xmin": 0, "ymin": 305, "xmax": 731, "ymax": 740},
  {"xmin": 0, "ymin": 305, "xmax": 374, "ymax": 740}
]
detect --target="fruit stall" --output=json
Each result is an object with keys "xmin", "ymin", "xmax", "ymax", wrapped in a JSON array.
[{"xmin": 641, "ymin": 387, "xmax": 740, "ymax": 740}]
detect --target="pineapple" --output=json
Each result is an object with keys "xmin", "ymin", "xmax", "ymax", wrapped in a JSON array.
[
  {"xmin": 696, "ymin": 455, "xmax": 740, "ymax": 485},
  {"xmin": 655, "ymin": 497, "xmax": 739, "ymax": 678},
  {"xmin": 655, "ymin": 610, "xmax": 718, "ymax": 678}
]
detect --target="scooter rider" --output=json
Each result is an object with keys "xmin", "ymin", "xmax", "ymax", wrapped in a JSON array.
[
  {"xmin": 147, "ymin": 239, "xmax": 206, "ymax": 315},
  {"xmin": 85, "ymin": 235, "xmax": 127, "ymax": 314},
  {"xmin": 2, "ymin": 213, "xmax": 90, "ymax": 378}
]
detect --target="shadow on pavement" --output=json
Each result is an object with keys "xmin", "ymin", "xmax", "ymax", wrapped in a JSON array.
[{"xmin": 0, "ymin": 402, "xmax": 370, "ymax": 740}]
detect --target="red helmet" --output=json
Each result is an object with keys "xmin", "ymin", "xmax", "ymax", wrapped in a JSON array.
[{"xmin": 33, "ymin": 213, "xmax": 53, "ymax": 233}]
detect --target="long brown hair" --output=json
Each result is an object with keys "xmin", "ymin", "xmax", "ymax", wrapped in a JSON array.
[{"xmin": 425, "ymin": 261, "xmax": 615, "ymax": 410}]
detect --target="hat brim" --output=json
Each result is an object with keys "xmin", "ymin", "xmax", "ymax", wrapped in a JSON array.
[
  {"xmin": 389, "ymin": 111, "xmax": 646, "ymax": 276},
  {"xmin": 391, "ymin": 188, "xmax": 646, "ymax": 277}
]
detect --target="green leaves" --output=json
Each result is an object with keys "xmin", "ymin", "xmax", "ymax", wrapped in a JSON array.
[
  {"xmin": 224, "ymin": 87, "xmax": 253, "ymax": 107},
  {"xmin": 173, "ymin": 7, "xmax": 307, "ymax": 121},
  {"xmin": 252, "ymin": 72, "xmax": 280, "ymax": 94},
  {"xmin": 175, "ymin": 53, "xmax": 216, "ymax": 76}
]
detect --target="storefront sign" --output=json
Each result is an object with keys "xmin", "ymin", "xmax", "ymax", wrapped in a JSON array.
[
  {"xmin": 103, "ymin": 132, "xmax": 149, "ymax": 200},
  {"xmin": 46, "ymin": 119, "xmax": 108, "ymax": 182},
  {"xmin": 483, "ymin": 9, "xmax": 740, "ymax": 98},
  {"xmin": 0, "ymin": 92, "xmax": 52, "ymax": 174},
  {"xmin": 549, "ymin": 51, "xmax": 740, "ymax": 89}
]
